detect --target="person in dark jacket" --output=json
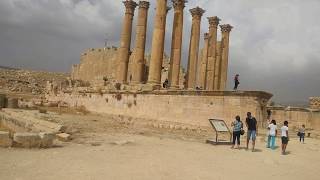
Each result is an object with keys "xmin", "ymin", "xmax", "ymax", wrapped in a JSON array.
[{"xmin": 233, "ymin": 74, "xmax": 240, "ymax": 90}]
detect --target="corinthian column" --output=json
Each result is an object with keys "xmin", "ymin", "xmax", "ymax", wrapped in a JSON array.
[
  {"xmin": 219, "ymin": 24, "xmax": 233, "ymax": 90},
  {"xmin": 214, "ymin": 41, "xmax": 222, "ymax": 90},
  {"xmin": 131, "ymin": 1, "xmax": 150, "ymax": 84},
  {"xmin": 116, "ymin": 0, "xmax": 138, "ymax": 84},
  {"xmin": 147, "ymin": 0, "xmax": 170, "ymax": 87},
  {"xmin": 198, "ymin": 33, "xmax": 209, "ymax": 89},
  {"xmin": 205, "ymin": 16, "xmax": 220, "ymax": 90},
  {"xmin": 186, "ymin": 7, "xmax": 205, "ymax": 89},
  {"xmin": 168, "ymin": 0, "xmax": 185, "ymax": 89}
]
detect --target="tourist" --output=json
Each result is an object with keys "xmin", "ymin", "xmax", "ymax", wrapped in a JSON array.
[
  {"xmin": 245, "ymin": 112, "xmax": 257, "ymax": 151},
  {"xmin": 163, "ymin": 79, "xmax": 169, "ymax": 89},
  {"xmin": 231, "ymin": 115, "xmax": 243, "ymax": 149},
  {"xmin": 233, "ymin": 74, "xmax": 240, "ymax": 90},
  {"xmin": 281, "ymin": 121, "xmax": 289, "ymax": 155},
  {"xmin": 298, "ymin": 124, "xmax": 306, "ymax": 143},
  {"xmin": 267, "ymin": 119, "xmax": 277, "ymax": 149}
]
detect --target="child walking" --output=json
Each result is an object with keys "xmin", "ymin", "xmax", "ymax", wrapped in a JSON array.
[{"xmin": 281, "ymin": 121, "xmax": 289, "ymax": 155}]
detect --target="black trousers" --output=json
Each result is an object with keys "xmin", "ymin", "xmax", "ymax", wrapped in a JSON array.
[
  {"xmin": 299, "ymin": 133, "xmax": 305, "ymax": 142},
  {"xmin": 233, "ymin": 131, "xmax": 241, "ymax": 145},
  {"xmin": 234, "ymin": 81, "xmax": 239, "ymax": 90}
]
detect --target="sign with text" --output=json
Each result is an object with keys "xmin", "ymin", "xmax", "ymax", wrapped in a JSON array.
[{"xmin": 209, "ymin": 119, "xmax": 230, "ymax": 132}]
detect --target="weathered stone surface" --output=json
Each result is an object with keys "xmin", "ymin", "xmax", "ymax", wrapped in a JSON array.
[
  {"xmin": 13, "ymin": 133, "xmax": 41, "ymax": 148},
  {"xmin": 168, "ymin": 0, "xmax": 185, "ymax": 88},
  {"xmin": 186, "ymin": 7, "xmax": 205, "ymax": 89},
  {"xmin": 219, "ymin": 24, "xmax": 233, "ymax": 90},
  {"xmin": 310, "ymin": 97, "xmax": 320, "ymax": 109},
  {"xmin": 56, "ymin": 133, "xmax": 71, "ymax": 142},
  {"xmin": 147, "ymin": 0, "xmax": 170, "ymax": 86},
  {"xmin": 0, "ymin": 131, "xmax": 13, "ymax": 148},
  {"xmin": 39, "ymin": 132, "xmax": 55, "ymax": 148},
  {"xmin": 0, "ymin": 67, "xmax": 67, "ymax": 95},
  {"xmin": 0, "ymin": 109, "xmax": 66, "ymax": 134},
  {"xmin": 117, "ymin": 0, "xmax": 138, "ymax": 83},
  {"xmin": 48, "ymin": 91, "xmax": 272, "ymax": 129}
]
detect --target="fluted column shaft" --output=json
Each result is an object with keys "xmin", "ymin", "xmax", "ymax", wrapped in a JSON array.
[
  {"xmin": 205, "ymin": 16, "xmax": 220, "ymax": 90},
  {"xmin": 186, "ymin": 7, "xmax": 205, "ymax": 89},
  {"xmin": 132, "ymin": 1, "xmax": 150, "ymax": 84},
  {"xmin": 147, "ymin": 0, "xmax": 169, "ymax": 87},
  {"xmin": 219, "ymin": 24, "xmax": 233, "ymax": 90},
  {"xmin": 168, "ymin": 0, "xmax": 185, "ymax": 88},
  {"xmin": 117, "ymin": 0, "xmax": 138, "ymax": 83},
  {"xmin": 198, "ymin": 33, "xmax": 209, "ymax": 89},
  {"xmin": 214, "ymin": 41, "xmax": 222, "ymax": 90}
]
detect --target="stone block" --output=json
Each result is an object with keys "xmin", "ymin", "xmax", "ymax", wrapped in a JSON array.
[
  {"xmin": 0, "ymin": 131, "xmax": 13, "ymax": 148},
  {"xmin": 39, "ymin": 132, "xmax": 55, "ymax": 148},
  {"xmin": 13, "ymin": 133, "xmax": 41, "ymax": 148},
  {"xmin": 56, "ymin": 133, "xmax": 71, "ymax": 142}
]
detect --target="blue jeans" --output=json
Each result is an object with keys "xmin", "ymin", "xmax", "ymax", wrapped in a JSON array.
[{"xmin": 267, "ymin": 135, "xmax": 276, "ymax": 149}]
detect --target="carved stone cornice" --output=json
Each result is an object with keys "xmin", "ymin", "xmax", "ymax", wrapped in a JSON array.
[
  {"xmin": 189, "ymin": 7, "xmax": 205, "ymax": 17},
  {"xmin": 204, "ymin": 33, "xmax": 209, "ymax": 40},
  {"xmin": 139, "ymin": 1, "xmax": 150, "ymax": 9},
  {"xmin": 172, "ymin": 0, "xmax": 186, "ymax": 10},
  {"xmin": 123, "ymin": 0, "xmax": 138, "ymax": 10},
  {"xmin": 207, "ymin": 16, "xmax": 220, "ymax": 27},
  {"xmin": 220, "ymin": 24, "xmax": 233, "ymax": 33}
]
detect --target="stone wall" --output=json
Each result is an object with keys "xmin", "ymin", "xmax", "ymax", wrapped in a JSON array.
[
  {"xmin": 47, "ymin": 91, "xmax": 272, "ymax": 130},
  {"xmin": 71, "ymin": 47, "xmax": 118, "ymax": 85},
  {"xmin": 72, "ymin": 48, "xmax": 186, "ymax": 88},
  {"xmin": 267, "ymin": 106, "xmax": 320, "ymax": 132},
  {"xmin": 310, "ymin": 97, "xmax": 320, "ymax": 109}
]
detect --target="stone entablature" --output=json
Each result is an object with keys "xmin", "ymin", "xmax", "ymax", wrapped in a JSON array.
[{"xmin": 310, "ymin": 97, "xmax": 320, "ymax": 109}]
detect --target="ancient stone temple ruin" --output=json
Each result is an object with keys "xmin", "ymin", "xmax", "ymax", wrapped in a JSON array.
[
  {"xmin": 71, "ymin": 0, "xmax": 232, "ymax": 91},
  {"xmin": 49, "ymin": 0, "xmax": 274, "ymax": 131}
]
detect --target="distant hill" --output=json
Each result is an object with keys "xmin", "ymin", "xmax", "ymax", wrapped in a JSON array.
[
  {"xmin": 0, "ymin": 65, "xmax": 20, "ymax": 70},
  {"xmin": 278, "ymin": 101, "xmax": 309, "ymax": 108}
]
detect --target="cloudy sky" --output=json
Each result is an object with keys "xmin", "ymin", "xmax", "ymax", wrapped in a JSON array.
[{"xmin": 0, "ymin": 0, "xmax": 319, "ymax": 103}]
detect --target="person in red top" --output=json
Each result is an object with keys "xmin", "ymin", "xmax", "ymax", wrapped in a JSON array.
[{"xmin": 233, "ymin": 74, "xmax": 240, "ymax": 90}]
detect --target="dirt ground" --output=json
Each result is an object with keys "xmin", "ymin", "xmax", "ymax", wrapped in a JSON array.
[{"xmin": 1, "ymin": 110, "xmax": 320, "ymax": 180}]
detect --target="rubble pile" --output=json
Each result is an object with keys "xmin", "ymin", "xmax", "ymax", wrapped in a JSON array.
[{"xmin": 0, "ymin": 67, "xmax": 68, "ymax": 95}]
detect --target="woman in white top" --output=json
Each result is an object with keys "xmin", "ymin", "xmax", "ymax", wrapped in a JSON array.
[{"xmin": 267, "ymin": 119, "xmax": 277, "ymax": 149}]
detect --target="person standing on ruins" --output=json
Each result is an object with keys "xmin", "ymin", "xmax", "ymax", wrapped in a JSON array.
[
  {"xmin": 163, "ymin": 79, "xmax": 169, "ymax": 89},
  {"xmin": 245, "ymin": 112, "xmax": 257, "ymax": 151},
  {"xmin": 233, "ymin": 74, "xmax": 240, "ymax": 90},
  {"xmin": 231, "ymin": 115, "xmax": 243, "ymax": 149}
]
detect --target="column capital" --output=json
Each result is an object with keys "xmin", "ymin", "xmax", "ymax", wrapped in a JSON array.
[
  {"xmin": 189, "ymin": 7, "xmax": 205, "ymax": 17},
  {"xmin": 204, "ymin": 33, "xmax": 209, "ymax": 40},
  {"xmin": 138, "ymin": 1, "xmax": 150, "ymax": 9},
  {"xmin": 123, "ymin": 0, "xmax": 138, "ymax": 11},
  {"xmin": 207, "ymin": 16, "xmax": 220, "ymax": 27},
  {"xmin": 220, "ymin": 24, "xmax": 233, "ymax": 33},
  {"xmin": 172, "ymin": 0, "xmax": 186, "ymax": 10}
]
